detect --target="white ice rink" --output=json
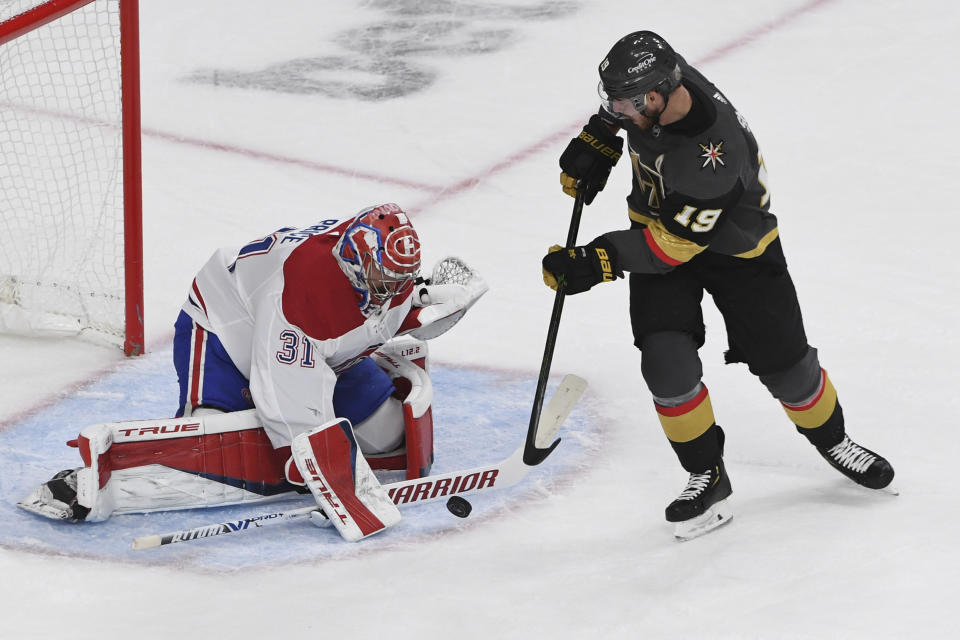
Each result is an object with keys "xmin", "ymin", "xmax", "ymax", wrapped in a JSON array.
[{"xmin": 2, "ymin": 1, "xmax": 959, "ymax": 637}]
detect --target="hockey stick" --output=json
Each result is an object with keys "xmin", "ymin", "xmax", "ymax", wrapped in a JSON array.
[
  {"xmin": 130, "ymin": 506, "xmax": 317, "ymax": 550},
  {"xmin": 523, "ymin": 190, "xmax": 585, "ymax": 466},
  {"xmin": 132, "ymin": 374, "xmax": 587, "ymax": 550}
]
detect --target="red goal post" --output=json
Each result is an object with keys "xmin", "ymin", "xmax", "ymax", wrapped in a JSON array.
[{"xmin": 0, "ymin": 0, "xmax": 143, "ymax": 355}]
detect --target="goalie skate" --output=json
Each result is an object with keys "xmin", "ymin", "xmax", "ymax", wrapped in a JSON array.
[{"xmin": 17, "ymin": 469, "xmax": 90, "ymax": 522}]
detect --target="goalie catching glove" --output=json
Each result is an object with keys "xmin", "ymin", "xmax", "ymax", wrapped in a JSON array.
[
  {"xmin": 542, "ymin": 236, "xmax": 622, "ymax": 295},
  {"xmin": 398, "ymin": 256, "xmax": 488, "ymax": 340}
]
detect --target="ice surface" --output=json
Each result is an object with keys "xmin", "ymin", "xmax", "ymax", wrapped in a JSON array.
[
  {"xmin": 1, "ymin": 349, "xmax": 598, "ymax": 571},
  {"xmin": 1, "ymin": 1, "xmax": 958, "ymax": 638}
]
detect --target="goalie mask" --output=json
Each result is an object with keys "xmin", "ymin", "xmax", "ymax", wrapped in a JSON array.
[{"xmin": 334, "ymin": 203, "xmax": 421, "ymax": 312}]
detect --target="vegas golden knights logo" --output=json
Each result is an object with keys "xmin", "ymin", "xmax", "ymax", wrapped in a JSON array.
[{"xmin": 630, "ymin": 151, "xmax": 666, "ymax": 210}]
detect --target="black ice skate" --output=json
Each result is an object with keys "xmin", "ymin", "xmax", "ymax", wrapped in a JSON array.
[
  {"xmin": 666, "ymin": 459, "xmax": 733, "ymax": 541},
  {"xmin": 817, "ymin": 435, "xmax": 895, "ymax": 490}
]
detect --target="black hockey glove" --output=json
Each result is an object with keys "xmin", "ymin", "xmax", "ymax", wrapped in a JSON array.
[
  {"xmin": 559, "ymin": 114, "xmax": 623, "ymax": 205},
  {"xmin": 542, "ymin": 236, "xmax": 623, "ymax": 295}
]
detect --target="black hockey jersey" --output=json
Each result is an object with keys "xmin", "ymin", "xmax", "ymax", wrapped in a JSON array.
[{"xmin": 603, "ymin": 56, "xmax": 781, "ymax": 274}]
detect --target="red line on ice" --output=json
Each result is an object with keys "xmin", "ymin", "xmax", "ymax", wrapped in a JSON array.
[{"xmin": 1, "ymin": 0, "xmax": 835, "ymax": 430}]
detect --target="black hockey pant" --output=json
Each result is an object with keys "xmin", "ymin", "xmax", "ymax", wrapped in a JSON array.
[{"xmin": 629, "ymin": 241, "xmax": 845, "ymax": 472}]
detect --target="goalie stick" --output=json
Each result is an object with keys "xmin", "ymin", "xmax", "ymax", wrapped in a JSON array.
[{"xmin": 131, "ymin": 374, "xmax": 587, "ymax": 550}]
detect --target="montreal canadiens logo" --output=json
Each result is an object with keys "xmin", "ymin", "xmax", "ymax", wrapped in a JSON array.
[{"xmin": 383, "ymin": 227, "xmax": 420, "ymax": 273}]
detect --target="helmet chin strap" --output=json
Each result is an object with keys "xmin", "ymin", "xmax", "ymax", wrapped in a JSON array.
[{"xmin": 639, "ymin": 89, "xmax": 671, "ymax": 124}]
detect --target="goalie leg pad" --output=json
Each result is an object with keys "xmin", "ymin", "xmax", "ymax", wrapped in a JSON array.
[
  {"xmin": 370, "ymin": 338, "xmax": 434, "ymax": 479},
  {"xmin": 18, "ymin": 411, "xmax": 297, "ymax": 522},
  {"xmin": 19, "ymin": 423, "xmax": 118, "ymax": 522},
  {"xmin": 291, "ymin": 418, "xmax": 401, "ymax": 542}
]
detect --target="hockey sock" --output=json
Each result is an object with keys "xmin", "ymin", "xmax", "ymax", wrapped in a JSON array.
[
  {"xmin": 655, "ymin": 385, "xmax": 724, "ymax": 473},
  {"xmin": 781, "ymin": 369, "xmax": 845, "ymax": 448}
]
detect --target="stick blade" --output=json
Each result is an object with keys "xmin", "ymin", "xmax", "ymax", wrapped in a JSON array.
[
  {"xmin": 131, "ymin": 534, "xmax": 162, "ymax": 551},
  {"xmin": 535, "ymin": 374, "xmax": 587, "ymax": 448}
]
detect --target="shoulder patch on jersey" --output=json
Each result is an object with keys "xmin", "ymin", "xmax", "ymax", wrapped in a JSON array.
[{"xmin": 698, "ymin": 139, "xmax": 726, "ymax": 171}]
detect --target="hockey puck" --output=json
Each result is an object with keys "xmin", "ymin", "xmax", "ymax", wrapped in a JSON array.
[{"xmin": 446, "ymin": 495, "xmax": 472, "ymax": 518}]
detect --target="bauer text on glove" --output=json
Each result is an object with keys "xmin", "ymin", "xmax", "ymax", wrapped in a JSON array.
[
  {"xmin": 559, "ymin": 114, "xmax": 623, "ymax": 205},
  {"xmin": 541, "ymin": 236, "xmax": 623, "ymax": 295}
]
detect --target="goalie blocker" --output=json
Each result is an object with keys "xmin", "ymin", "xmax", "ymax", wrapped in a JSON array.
[{"xmin": 17, "ymin": 339, "xmax": 433, "ymax": 541}]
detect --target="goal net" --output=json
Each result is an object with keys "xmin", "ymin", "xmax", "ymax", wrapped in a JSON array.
[{"xmin": 0, "ymin": 0, "xmax": 143, "ymax": 355}]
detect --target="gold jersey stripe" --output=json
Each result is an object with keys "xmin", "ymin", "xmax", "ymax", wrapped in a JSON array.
[
  {"xmin": 628, "ymin": 209, "xmax": 706, "ymax": 264},
  {"xmin": 628, "ymin": 208, "xmax": 657, "ymax": 227},
  {"xmin": 628, "ymin": 208, "xmax": 779, "ymax": 261},
  {"xmin": 733, "ymin": 226, "xmax": 780, "ymax": 259}
]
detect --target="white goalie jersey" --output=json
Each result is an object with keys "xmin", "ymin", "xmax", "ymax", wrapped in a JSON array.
[
  {"xmin": 17, "ymin": 205, "xmax": 488, "ymax": 538},
  {"xmin": 181, "ymin": 217, "xmax": 487, "ymax": 450},
  {"xmin": 181, "ymin": 217, "xmax": 417, "ymax": 448}
]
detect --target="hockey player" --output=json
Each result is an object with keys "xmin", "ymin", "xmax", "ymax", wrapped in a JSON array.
[
  {"xmin": 541, "ymin": 31, "xmax": 894, "ymax": 539},
  {"xmin": 19, "ymin": 203, "xmax": 488, "ymax": 542}
]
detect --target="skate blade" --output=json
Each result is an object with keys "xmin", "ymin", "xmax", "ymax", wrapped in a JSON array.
[
  {"xmin": 847, "ymin": 480, "xmax": 899, "ymax": 496},
  {"xmin": 673, "ymin": 498, "xmax": 733, "ymax": 541}
]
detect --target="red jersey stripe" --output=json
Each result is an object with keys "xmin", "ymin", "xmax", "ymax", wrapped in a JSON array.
[
  {"xmin": 191, "ymin": 279, "xmax": 208, "ymax": 315},
  {"xmin": 643, "ymin": 227, "xmax": 685, "ymax": 267}
]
